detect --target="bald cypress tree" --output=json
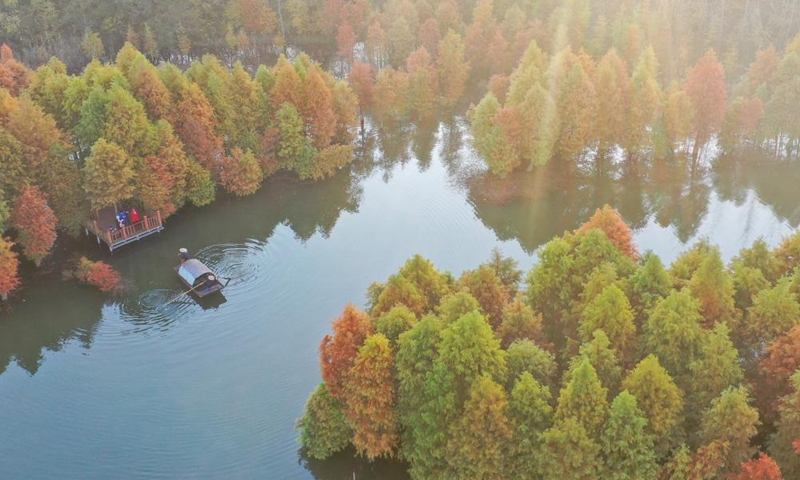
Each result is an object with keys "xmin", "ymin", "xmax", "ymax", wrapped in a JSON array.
[
  {"xmin": 643, "ymin": 289, "xmax": 706, "ymax": 383},
  {"xmin": 555, "ymin": 358, "xmax": 608, "ymax": 440},
  {"xmin": 689, "ymin": 323, "xmax": 744, "ymax": 413},
  {"xmin": 536, "ymin": 418, "xmax": 601, "ymax": 480},
  {"xmin": 343, "ymin": 334, "xmax": 399, "ymax": 459},
  {"xmin": 623, "ymin": 355, "xmax": 684, "ymax": 447},
  {"xmin": 600, "ymin": 391, "xmax": 659, "ymax": 480},
  {"xmin": 446, "ymin": 376, "xmax": 513, "ymax": 479},
  {"xmin": 578, "ymin": 284, "xmax": 636, "ymax": 361},
  {"xmin": 297, "ymin": 383, "xmax": 351, "ymax": 460},
  {"xmin": 83, "ymin": 139, "xmax": 135, "ymax": 210},
  {"xmin": 395, "ymin": 315, "xmax": 442, "ymax": 461},
  {"xmin": 700, "ymin": 387, "xmax": 760, "ymax": 474},
  {"xmin": 508, "ymin": 372, "xmax": 553, "ymax": 479}
]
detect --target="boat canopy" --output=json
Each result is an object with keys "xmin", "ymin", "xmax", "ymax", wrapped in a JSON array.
[{"xmin": 178, "ymin": 259, "xmax": 214, "ymax": 287}]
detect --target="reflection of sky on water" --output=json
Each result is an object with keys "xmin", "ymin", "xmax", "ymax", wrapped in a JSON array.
[{"xmin": 635, "ymin": 189, "xmax": 794, "ymax": 265}]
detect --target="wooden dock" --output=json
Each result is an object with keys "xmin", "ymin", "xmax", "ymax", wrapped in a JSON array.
[{"xmin": 86, "ymin": 210, "xmax": 164, "ymax": 252}]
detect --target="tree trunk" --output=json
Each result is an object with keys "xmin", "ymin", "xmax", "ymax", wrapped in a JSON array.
[{"xmin": 691, "ymin": 133, "xmax": 701, "ymax": 163}]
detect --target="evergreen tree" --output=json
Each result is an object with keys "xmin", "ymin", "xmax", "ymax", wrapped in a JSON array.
[
  {"xmin": 375, "ymin": 304, "xmax": 417, "ymax": 345},
  {"xmin": 623, "ymin": 355, "xmax": 684, "ymax": 443},
  {"xmin": 567, "ymin": 330, "xmax": 623, "ymax": 396},
  {"xmin": 508, "ymin": 372, "xmax": 553, "ymax": 479},
  {"xmin": 700, "ymin": 386, "xmax": 759, "ymax": 474},
  {"xmin": 398, "ymin": 255, "xmax": 450, "ymax": 312},
  {"xmin": 688, "ymin": 247, "xmax": 736, "ymax": 327},
  {"xmin": 536, "ymin": 418, "xmax": 601, "ymax": 480},
  {"xmin": 629, "ymin": 251, "xmax": 673, "ymax": 321},
  {"xmin": 435, "ymin": 311, "xmax": 507, "ymax": 402},
  {"xmin": 435, "ymin": 290, "xmax": 482, "ymax": 326},
  {"xmin": 555, "ymin": 357, "xmax": 608, "ymax": 440},
  {"xmin": 643, "ymin": 289, "xmax": 706, "ymax": 382},
  {"xmin": 600, "ymin": 391, "xmax": 659, "ymax": 480},
  {"xmin": 371, "ymin": 274, "xmax": 425, "ymax": 318},
  {"xmin": 445, "ymin": 376, "xmax": 513, "ymax": 479},
  {"xmin": 578, "ymin": 284, "xmax": 636, "ymax": 361},
  {"xmin": 506, "ymin": 339, "xmax": 557, "ymax": 391},
  {"xmin": 103, "ymin": 83, "xmax": 154, "ymax": 159},
  {"xmin": 689, "ymin": 323, "xmax": 744, "ymax": 413},
  {"xmin": 748, "ymin": 278, "xmax": 800, "ymax": 348},
  {"xmin": 458, "ymin": 264, "xmax": 510, "ymax": 329},
  {"xmin": 82, "ymin": 139, "xmax": 135, "ymax": 210},
  {"xmin": 275, "ymin": 102, "xmax": 315, "ymax": 173},
  {"xmin": 498, "ymin": 296, "xmax": 544, "ymax": 348},
  {"xmin": 297, "ymin": 383, "xmax": 351, "ymax": 460},
  {"xmin": 395, "ymin": 315, "xmax": 442, "ymax": 460}
]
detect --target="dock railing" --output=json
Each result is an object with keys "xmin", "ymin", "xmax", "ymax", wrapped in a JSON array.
[{"xmin": 88, "ymin": 210, "xmax": 164, "ymax": 251}]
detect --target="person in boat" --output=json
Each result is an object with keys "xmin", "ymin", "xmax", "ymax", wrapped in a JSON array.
[
  {"xmin": 130, "ymin": 208, "xmax": 141, "ymax": 224},
  {"xmin": 179, "ymin": 248, "xmax": 190, "ymax": 264}
]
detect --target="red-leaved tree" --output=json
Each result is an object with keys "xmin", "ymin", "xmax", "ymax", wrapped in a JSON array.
[
  {"xmin": 319, "ymin": 304, "xmax": 373, "ymax": 398},
  {"xmin": 76, "ymin": 257, "xmax": 123, "ymax": 293},
  {"xmin": 11, "ymin": 186, "xmax": 57, "ymax": 266},
  {"xmin": 578, "ymin": 205, "xmax": 639, "ymax": 259},
  {"xmin": 731, "ymin": 453, "xmax": 784, "ymax": 480}
]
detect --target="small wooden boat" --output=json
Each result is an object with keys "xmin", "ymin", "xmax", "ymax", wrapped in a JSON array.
[{"xmin": 174, "ymin": 259, "xmax": 230, "ymax": 298}]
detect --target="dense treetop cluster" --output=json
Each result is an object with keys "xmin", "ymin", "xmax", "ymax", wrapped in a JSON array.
[
  {"xmin": 0, "ymin": 42, "xmax": 358, "ymax": 301},
  {"xmin": 3, "ymin": 0, "xmax": 799, "ymax": 80},
  {"xmin": 300, "ymin": 206, "xmax": 800, "ymax": 479}
]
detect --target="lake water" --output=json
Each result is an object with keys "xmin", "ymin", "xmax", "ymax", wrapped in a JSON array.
[{"xmin": 1, "ymin": 119, "xmax": 798, "ymax": 479}]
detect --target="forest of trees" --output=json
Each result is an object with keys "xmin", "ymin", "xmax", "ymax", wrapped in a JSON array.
[
  {"xmin": 0, "ymin": 42, "xmax": 358, "ymax": 300},
  {"xmin": 469, "ymin": 35, "xmax": 800, "ymax": 176},
  {"xmin": 300, "ymin": 206, "xmax": 800, "ymax": 479},
  {"xmin": 3, "ymin": 0, "xmax": 800, "ymax": 78}
]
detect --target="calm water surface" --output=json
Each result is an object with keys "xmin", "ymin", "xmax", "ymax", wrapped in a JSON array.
[{"xmin": 1, "ymin": 120, "xmax": 798, "ymax": 479}]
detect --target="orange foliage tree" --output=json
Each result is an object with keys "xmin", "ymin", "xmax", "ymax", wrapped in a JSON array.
[
  {"xmin": 343, "ymin": 334, "xmax": 399, "ymax": 459},
  {"xmin": 11, "ymin": 186, "xmax": 57, "ymax": 266},
  {"xmin": 0, "ymin": 236, "xmax": 21, "ymax": 300},
  {"xmin": 686, "ymin": 50, "xmax": 728, "ymax": 161},
  {"xmin": 76, "ymin": 257, "xmax": 123, "ymax": 293},
  {"xmin": 761, "ymin": 325, "xmax": 800, "ymax": 406},
  {"xmin": 220, "ymin": 148, "xmax": 264, "ymax": 197},
  {"xmin": 731, "ymin": 453, "xmax": 784, "ymax": 480},
  {"xmin": 577, "ymin": 205, "xmax": 639, "ymax": 259},
  {"xmin": 348, "ymin": 62, "xmax": 374, "ymax": 110},
  {"xmin": 0, "ymin": 44, "xmax": 31, "ymax": 95},
  {"xmin": 319, "ymin": 304, "xmax": 373, "ymax": 398}
]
